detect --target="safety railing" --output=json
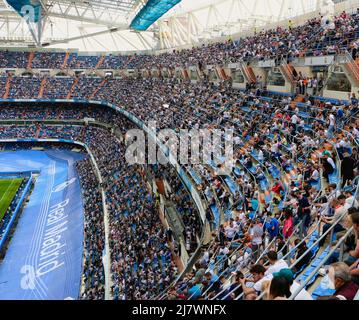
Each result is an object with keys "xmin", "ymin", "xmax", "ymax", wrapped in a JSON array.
[{"xmin": 289, "ymin": 227, "xmax": 353, "ymax": 300}]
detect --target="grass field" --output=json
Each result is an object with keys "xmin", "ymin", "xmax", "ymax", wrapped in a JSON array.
[{"xmin": 0, "ymin": 178, "xmax": 23, "ymax": 221}]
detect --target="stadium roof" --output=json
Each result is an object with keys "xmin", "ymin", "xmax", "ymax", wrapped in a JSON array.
[
  {"xmin": 130, "ymin": 0, "xmax": 181, "ymax": 31},
  {"xmin": 0, "ymin": 0, "xmax": 342, "ymax": 52}
]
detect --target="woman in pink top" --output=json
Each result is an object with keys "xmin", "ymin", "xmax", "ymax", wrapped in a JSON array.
[{"xmin": 283, "ymin": 210, "xmax": 294, "ymax": 239}]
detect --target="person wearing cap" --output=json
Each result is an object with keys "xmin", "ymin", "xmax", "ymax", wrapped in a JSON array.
[{"xmin": 271, "ymin": 268, "xmax": 313, "ymax": 300}]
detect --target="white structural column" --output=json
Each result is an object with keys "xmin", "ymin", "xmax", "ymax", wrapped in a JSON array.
[
  {"xmin": 101, "ymin": 188, "xmax": 113, "ymax": 300},
  {"xmin": 83, "ymin": 144, "xmax": 113, "ymax": 300}
]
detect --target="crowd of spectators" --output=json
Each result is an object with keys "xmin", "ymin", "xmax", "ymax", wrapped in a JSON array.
[
  {"xmin": 31, "ymin": 52, "xmax": 67, "ymax": 69},
  {"xmin": 122, "ymin": 11, "xmax": 359, "ymax": 69},
  {"xmin": 0, "ymin": 122, "xmax": 179, "ymax": 299},
  {"xmin": 67, "ymin": 54, "xmax": 100, "ymax": 70},
  {"xmin": 0, "ymin": 73, "xmax": 357, "ymax": 299},
  {"xmin": 0, "ymin": 51, "xmax": 28, "ymax": 69},
  {"xmin": 42, "ymin": 77, "xmax": 74, "ymax": 99},
  {"xmin": 83, "ymin": 125, "xmax": 179, "ymax": 300},
  {"xmin": 70, "ymin": 77, "xmax": 104, "ymax": 100},
  {"xmin": 0, "ymin": 9, "xmax": 358, "ymax": 300},
  {"xmin": 8, "ymin": 76, "xmax": 42, "ymax": 99},
  {"xmin": 0, "ymin": 11, "xmax": 357, "ymax": 72},
  {"xmin": 76, "ymin": 158, "xmax": 106, "ymax": 300}
]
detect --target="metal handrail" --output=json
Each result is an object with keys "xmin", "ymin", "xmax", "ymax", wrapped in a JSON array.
[
  {"xmin": 215, "ymin": 215, "xmax": 304, "ymax": 301},
  {"xmin": 209, "ymin": 117, "xmax": 344, "ymax": 300},
  {"xmin": 260, "ymin": 182, "xmax": 359, "ymax": 300},
  {"xmin": 289, "ymin": 226, "xmax": 354, "ymax": 300}
]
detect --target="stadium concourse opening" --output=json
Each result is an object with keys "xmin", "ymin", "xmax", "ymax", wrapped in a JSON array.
[{"xmin": 0, "ymin": 0, "xmax": 359, "ymax": 307}]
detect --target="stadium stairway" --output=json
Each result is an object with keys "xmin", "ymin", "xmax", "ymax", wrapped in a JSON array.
[
  {"xmin": 157, "ymin": 201, "xmax": 185, "ymax": 273},
  {"xmin": 89, "ymin": 78, "xmax": 108, "ymax": 100},
  {"xmin": 241, "ymin": 63, "xmax": 256, "ymax": 83},
  {"xmin": 280, "ymin": 63, "xmax": 296, "ymax": 85},
  {"xmin": 197, "ymin": 66, "xmax": 205, "ymax": 79},
  {"xmin": 38, "ymin": 78, "xmax": 47, "ymax": 99},
  {"xmin": 345, "ymin": 58, "xmax": 359, "ymax": 85},
  {"xmin": 204, "ymin": 188, "xmax": 220, "ymax": 228},
  {"xmin": 123, "ymin": 55, "xmax": 136, "ymax": 70},
  {"xmin": 3, "ymin": 74, "xmax": 12, "ymax": 99},
  {"xmin": 62, "ymin": 52, "xmax": 70, "ymax": 69},
  {"xmin": 35, "ymin": 125, "xmax": 41, "ymax": 139},
  {"xmin": 27, "ymin": 52, "xmax": 35, "ymax": 70},
  {"xmin": 66, "ymin": 77, "xmax": 79, "ymax": 99},
  {"xmin": 95, "ymin": 55, "xmax": 105, "ymax": 69},
  {"xmin": 246, "ymin": 66, "xmax": 256, "ymax": 83}
]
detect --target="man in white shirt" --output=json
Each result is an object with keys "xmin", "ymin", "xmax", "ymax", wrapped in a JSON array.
[
  {"xmin": 225, "ymin": 221, "xmax": 237, "ymax": 240},
  {"xmin": 239, "ymin": 264, "xmax": 273, "ymax": 299},
  {"xmin": 291, "ymin": 114, "xmax": 299, "ymax": 126},
  {"xmin": 310, "ymin": 167, "xmax": 320, "ymax": 182},
  {"xmin": 219, "ymin": 245, "xmax": 230, "ymax": 256},
  {"xmin": 257, "ymin": 149, "xmax": 264, "ymax": 162},
  {"xmin": 270, "ymin": 142, "xmax": 280, "ymax": 158},
  {"xmin": 319, "ymin": 195, "xmax": 348, "ymax": 247},
  {"xmin": 328, "ymin": 113, "xmax": 335, "ymax": 139},
  {"xmin": 326, "ymin": 155, "xmax": 336, "ymax": 169},
  {"xmin": 265, "ymin": 251, "xmax": 289, "ymax": 276}
]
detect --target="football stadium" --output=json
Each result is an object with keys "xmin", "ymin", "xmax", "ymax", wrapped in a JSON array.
[{"xmin": 0, "ymin": 0, "xmax": 358, "ymax": 305}]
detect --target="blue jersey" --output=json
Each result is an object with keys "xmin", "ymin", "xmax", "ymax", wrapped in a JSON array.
[{"xmin": 268, "ymin": 218, "xmax": 279, "ymax": 237}]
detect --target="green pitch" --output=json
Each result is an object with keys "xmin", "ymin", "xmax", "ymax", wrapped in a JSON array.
[{"xmin": 0, "ymin": 178, "xmax": 23, "ymax": 221}]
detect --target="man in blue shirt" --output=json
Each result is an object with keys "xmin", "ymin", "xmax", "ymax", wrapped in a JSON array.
[
  {"xmin": 266, "ymin": 212, "xmax": 279, "ymax": 240},
  {"xmin": 187, "ymin": 282, "xmax": 202, "ymax": 299}
]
